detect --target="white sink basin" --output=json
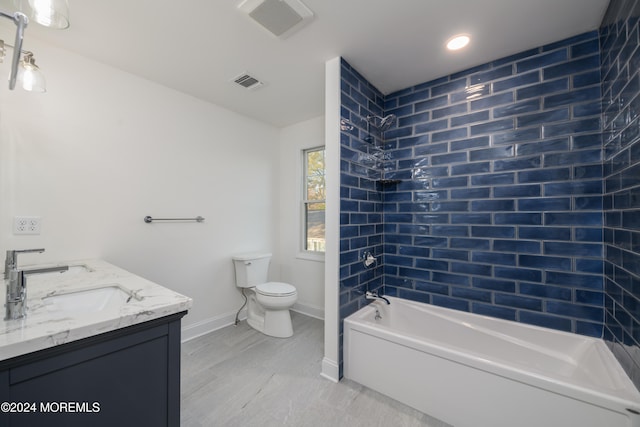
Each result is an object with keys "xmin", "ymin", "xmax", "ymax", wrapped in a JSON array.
[{"xmin": 42, "ymin": 285, "xmax": 141, "ymax": 314}]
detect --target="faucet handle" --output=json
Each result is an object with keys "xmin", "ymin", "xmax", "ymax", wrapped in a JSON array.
[{"xmin": 4, "ymin": 248, "xmax": 45, "ymax": 279}]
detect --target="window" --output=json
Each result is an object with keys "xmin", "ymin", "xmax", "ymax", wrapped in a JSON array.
[{"xmin": 303, "ymin": 147, "xmax": 325, "ymax": 253}]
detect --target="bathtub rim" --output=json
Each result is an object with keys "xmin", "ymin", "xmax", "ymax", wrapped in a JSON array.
[{"xmin": 344, "ymin": 296, "xmax": 640, "ymax": 415}]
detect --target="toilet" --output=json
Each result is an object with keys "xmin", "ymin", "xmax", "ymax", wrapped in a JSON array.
[{"xmin": 232, "ymin": 253, "xmax": 297, "ymax": 338}]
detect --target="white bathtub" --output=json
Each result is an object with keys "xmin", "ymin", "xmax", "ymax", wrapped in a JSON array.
[{"xmin": 344, "ymin": 296, "xmax": 640, "ymax": 427}]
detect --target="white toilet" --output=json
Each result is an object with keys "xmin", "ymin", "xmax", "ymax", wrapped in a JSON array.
[{"xmin": 232, "ymin": 253, "xmax": 297, "ymax": 338}]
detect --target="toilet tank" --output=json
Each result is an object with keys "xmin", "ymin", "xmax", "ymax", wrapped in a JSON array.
[{"xmin": 232, "ymin": 253, "xmax": 272, "ymax": 288}]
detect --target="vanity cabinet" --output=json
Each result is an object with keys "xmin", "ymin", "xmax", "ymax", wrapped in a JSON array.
[{"xmin": 0, "ymin": 312, "xmax": 186, "ymax": 427}]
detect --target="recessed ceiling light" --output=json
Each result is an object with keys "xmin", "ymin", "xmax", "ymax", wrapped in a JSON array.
[{"xmin": 446, "ymin": 34, "xmax": 470, "ymax": 51}]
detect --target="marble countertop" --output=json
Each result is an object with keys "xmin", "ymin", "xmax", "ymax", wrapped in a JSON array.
[{"xmin": 0, "ymin": 259, "xmax": 192, "ymax": 361}]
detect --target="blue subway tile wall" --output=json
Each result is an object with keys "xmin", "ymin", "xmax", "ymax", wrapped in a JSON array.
[
  {"xmin": 381, "ymin": 30, "xmax": 603, "ymax": 335},
  {"xmin": 600, "ymin": 0, "xmax": 640, "ymax": 389},
  {"xmin": 339, "ymin": 59, "xmax": 386, "ymax": 374}
]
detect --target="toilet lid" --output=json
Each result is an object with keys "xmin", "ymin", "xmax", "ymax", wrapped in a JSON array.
[{"xmin": 255, "ymin": 282, "xmax": 297, "ymax": 297}]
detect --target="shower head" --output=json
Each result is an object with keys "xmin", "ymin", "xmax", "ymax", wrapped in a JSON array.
[{"xmin": 367, "ymin": 114, "xmax": 397, "ymax": 132}]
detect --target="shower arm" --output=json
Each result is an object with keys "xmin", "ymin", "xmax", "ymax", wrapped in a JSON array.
[{"xmin": 0, "ymin": 10, "xmax": 28, "ymax": 90}]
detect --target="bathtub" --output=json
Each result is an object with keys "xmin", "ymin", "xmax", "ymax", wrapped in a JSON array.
[{"xmin": 344, "ymin": 296, "xmax": 640, "ymax": 427}]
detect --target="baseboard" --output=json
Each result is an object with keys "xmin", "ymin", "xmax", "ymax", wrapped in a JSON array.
[
  {"xmin": 292, "ymin": 301, "xmax": 324, "ymax": 320},
  {"xmin": 181, "ymin": 309, "xmax": 247, "ymax": 342},
  {"xmin": 320, "ymin": 357, "xmax": 340, "ymax": 383}
]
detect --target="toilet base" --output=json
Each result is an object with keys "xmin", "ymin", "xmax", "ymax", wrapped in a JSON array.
[
  {"xmin": 263, "ymin": 309, "xmax": 293, "ymax": 338},
  {"xmin": 245, "ymin": 291, "xmax": 295, "ymax": 338}
]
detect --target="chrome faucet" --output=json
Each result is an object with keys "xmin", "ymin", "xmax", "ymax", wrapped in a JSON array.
[
  {"xmin": 365, "ymin": 290, "xmax": 390, "ymax": 305},
  {"xmin": 4, "ymin": 249, "xmax": 68, "ymax": 320}
]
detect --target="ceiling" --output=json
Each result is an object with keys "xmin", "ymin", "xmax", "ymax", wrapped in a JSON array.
[{"xmin": 1, "ymin": 0, "xmax": 610, "ymax": 127}]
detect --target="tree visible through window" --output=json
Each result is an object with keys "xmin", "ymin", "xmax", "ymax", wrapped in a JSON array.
[{"xmin": 303, "ymin": 147, "xmax": 325, "ymax": 253}]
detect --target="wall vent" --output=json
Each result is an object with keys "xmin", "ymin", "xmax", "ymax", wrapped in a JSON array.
[{"xmin": 232, "ymin": 72, "xmax": 264, "ymax": 90}]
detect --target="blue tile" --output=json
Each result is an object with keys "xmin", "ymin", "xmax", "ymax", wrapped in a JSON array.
[
  {"xmin": 470, "ymin": 146, "xmax": 513, "ymax": 161},
  {"xmin": 432, "ymin": 176, "xmax": 469, "ymax": 188},
  {"xmin": 431, "ymin": 224, "xmax": 468, "ymax": 236},
  {"xmin": 544, "ymin": 242, "xmax": 602, "ymax": 257},
  {"xmin": 494, "ymin": 240, "xmax": 541, "ymax": 254},
  {"xmin": 545, "ymin": 180, "xmax": 602, "ymax": 196},
  {"xmin": 519, "ymin": 254, "xmax": 571, "ymax": 270},
  {"xmin": 519, "ymin": 226, "xmax": 572, "ymax": 240},
  {"xmin": 450, "ymin": 111, "xmax": 490, "ymax": 127},
  {"xmin": 432, "ymin": 152, "xmax": 467, "ymax": 165},
  {"xmin": 451, "ymin": 188, "xmax": 491, "ymax": 199},
  {"xmin": 433, "ymin": 104, "xmax": 468, "ymax": 120},
  {"xmin": 517, "ymin": 109, "xmax": 570, "ymax": 128},
  {"xmin": 492, "ymin": 128, "xmax": 542, "ymax": 145},
  {"xmin": 472, "ymin": 252, "xmax": 517, "ymax": 266},
  {"xmin": 471, "ymin": 226, "xmax": 516, "ymax": 238},
  {"xmin": 415, "ymin": 96, "xmax": 448, "ymax": 112},
  {"xmin": 519, "ymin": 197, "xmax": 571, "ymax": 211},
  {"xmin": 495, "ymin": 213, "xmax": 542, "ymax": 225},
  {"xmin": 574, "ymin": 100, "xmax": 602, "ymax": 117},
  {"xmin": 399, "ymin": 112, "xmax": 430, "ymax": 127},
  {"xmin": 470, "ymin": 65, "xmax": 513, "ymax": 84},
  {"xmin": 571, "ymin": 39, "xmax": 600, "ymax": 58},
  {"xmin": 494, "ymin": 184, "xmax": 541, "ymax": 198},
  {"xmin": 471, "ymin": 200, "xmax": 515, "ymax": 211},
  {"xmin": 414, "ymin": 119, "xmax": 449, "ymax": 135},
  {"xmin": 543, "ymin": 55, "xmax": 600, "ymax": 80},
  {"xmin": 517, "ymin": 78, "xmax": 569, "ymax": 100},
  {"xmin": 451, "ymin": 214, "xmax": 492, "ymax": 224},
  {"xmin": 544, "ymin": 87, "xmax": 601, "ymax": 109},
  {"xmin": 470, "ymin": 92, "xmax": 514, "ymax": 110},
  {"xmin": 472, "ymin": 277, "xmax": 516, "ymax": 292},
  {"xmin": 493, "ymin": 71, "xmax": 539, "ymax": 92},
  {"xmin": 547, "ymin": 301, "xmax": 603, "ymax": 321},
  {"xmin": 494, "ymin": 99, "xmax": 541, "ymax": 118},
  {"xmin": 518, "ymin": 138, "xmax": 570, "ymax": 156},
  {"xmin": 432, "ymin": 272, "xmax": 470, "ymax": 287},
  {"xmin": 543, "ymin": 117, "xmax": 601, "ymax": 137},
  {"xmin": 548, "ymin": 211, "xmax": 604, "ymax": 227},
  {"xmin": 431, "ymin": 78, "xmax": 468, "ymax": 96},
  {"xmin": 494, "ymin": 156, "xmax": 541, "ymax": 172},
  {"xmin": 520, "ymin": 283, "xmax": 572, "ymax": 300},
  {"xmin": 432, "ymin": 249, "xmax": 469, "ymax": 261},
  {"xmin": 518, "ymin": 168, "xmax": 571, "ymax": 183},
  {"xmin": 432, "ymin": 128, "xmax": 468, "ymax": 142},
  {"xmin": 471, "ymin": 118, "xmax": 514, "ymax": 135},
  {"xmin": 517, "ymin": 49, "xmax": 568, "ymax": 73},
  {"xmin": 451, "ymin": 162, "xmax": 491, "ymax": 175},
  {"xmin": 451, "ymin": 286, "xmax": 492, "ymax": 302},
  {"xmin": 415, "ymin": 258, "xmax": 449, "ymax": 271},
  {"xmin": 450, "ymin": 136, "xmax": 491, "ymax": 152},
  {"xmin": 471, "ymin": 172, "xmax": 515, "ymax": 186},
  {"xmin": 546, "ymin": 271, "xmax": 603, "ymax": 289},
  {"xmin": 450, "ymin": 238, "xmax": 491, "ymax": 250},
  {"xmin": 494, "ymin": 266, "xmax": 542, "ymax": 282},
  {"xmin": 575, "ymin": 228, "xmax": 603, "ymax": 242},
  {"xmin": 399, "ymin": 89, "xmax": 430, "ymax": 106}
]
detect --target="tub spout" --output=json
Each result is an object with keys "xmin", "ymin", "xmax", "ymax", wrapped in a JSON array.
[{"xmin": 365, "ymin": 291, "xmax": 390, "ymax": 305}]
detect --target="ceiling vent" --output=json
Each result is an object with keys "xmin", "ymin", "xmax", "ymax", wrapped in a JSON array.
[
  {"xmin": 236, "ymin": 0, "xmax": 314, "ymax": 39},
  {"xmin": 232, "ymin": 72, "xmax": 265, "ymax": 90}
]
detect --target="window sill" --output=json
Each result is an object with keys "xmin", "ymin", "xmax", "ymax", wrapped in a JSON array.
[{"xmin": 296, "ymin": 251, "xmax": 325, "ymax": 263}]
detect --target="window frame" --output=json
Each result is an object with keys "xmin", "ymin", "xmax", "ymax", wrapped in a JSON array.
[{"xmin": 299, "ymin": 146, "xmax": 326, "ymax": 261}]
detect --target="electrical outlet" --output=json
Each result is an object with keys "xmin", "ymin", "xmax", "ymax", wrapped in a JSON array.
[{"xmin": 14, "ymin": 216, "xmax": 41, "ymax": 235}]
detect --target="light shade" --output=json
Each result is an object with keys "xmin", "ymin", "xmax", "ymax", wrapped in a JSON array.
[
  {"xmin": 27, "ymin": 0, "xmax": 69, "ymax": 29},
  {"xmin": 18, "ymin": 53, "xmax": 46, "ymax": 92},
  {"xmin": 446, "ymin": 34, "xmax": 471, "ymax": 51}
]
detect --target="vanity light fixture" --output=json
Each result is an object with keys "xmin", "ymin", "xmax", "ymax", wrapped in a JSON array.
[
  {"xmin": 0, "ymin": 0, "xmax": 69, "ymax": 90},
  {"xmin": 446, "ymin": 34, "xmax": 471, "ymax": 51}
]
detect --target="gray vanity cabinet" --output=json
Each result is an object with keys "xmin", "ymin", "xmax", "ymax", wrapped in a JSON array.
[{"xmin": 0, "ymin": 312, "xmax": 185, "ymax": 427}]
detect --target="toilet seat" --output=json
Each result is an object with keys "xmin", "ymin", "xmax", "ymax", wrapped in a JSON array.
[{"xmin": 255, "ymin": 282, "xmax": 297, "ymax": 297}]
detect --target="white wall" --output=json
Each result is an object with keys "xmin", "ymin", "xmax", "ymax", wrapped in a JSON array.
[
  {"xmin": 275, "ymin": 116, "xmax": 325, "ymax": 319},
  {"xmin": 0, "ymin": 40, "xmax": 279, "ymax": 339}
]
